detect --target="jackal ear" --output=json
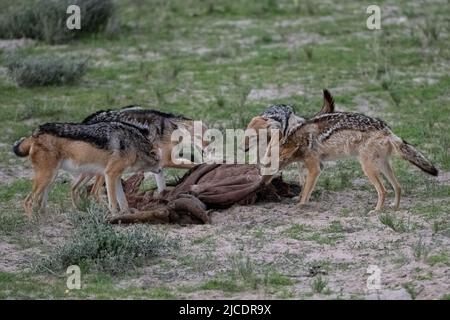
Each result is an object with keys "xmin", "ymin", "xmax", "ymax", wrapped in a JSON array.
[{"xmin": 314, "ymin": 89, "xmax": 335, "ymax": 117}]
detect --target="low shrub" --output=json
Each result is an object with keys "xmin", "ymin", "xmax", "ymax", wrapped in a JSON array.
[
  {"xmin": 6, "ymin": 53, "xmax": 88, "ymax": 87},
  {"xmin": 36, "ymin": 205, "xmax": 178, "ymax": 274},
  {"xmin": 0, "ymin": 0, "xmax": 114, "ymax": 44}
]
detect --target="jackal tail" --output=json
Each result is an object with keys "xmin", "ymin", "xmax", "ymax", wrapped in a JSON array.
[
  {"xmin": 13, "ymin": 137, "xmax": 32, "ymax": 157},
  {"xmin": 313, "ymin": 89, "xmax": 335, "ymax": 117},
  {"xmin": 391, "ymin": 135, "xmax": 438, "ymax": 176}
]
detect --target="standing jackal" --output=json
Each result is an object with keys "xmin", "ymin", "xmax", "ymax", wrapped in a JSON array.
[
  {"xmin": 267, "ymin": 112, "xmax": 438, "ymax": 211},
  {"xmin": 245, "ymin": 89, "xmax": 336, "ymax": 152},
  {"xmin": 13, "ymin": 121, "xmax": 161, "ymax": 216},
  {"xmin": 246, "ymin": 89, "xmax": 336, "ymax": 180},
  {"xmin": 78, "ymin": 106, "xmax": 207, "ymax": 198}
]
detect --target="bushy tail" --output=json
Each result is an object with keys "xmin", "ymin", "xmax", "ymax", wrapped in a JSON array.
[
  {"xmin": 12, "ymin": 137, "xmax": 32, "ymax": 157},
  {"xmin": 391, "ymin": 135, "xmax": 438, "ymax": 176}
]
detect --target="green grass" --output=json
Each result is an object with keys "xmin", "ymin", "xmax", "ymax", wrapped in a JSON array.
[
  {"xmin": 0, "ymin": 179, "xmax": 31, "ymax": 202},
  {"xmin": 36, "ymin": 205, "xmax": 179, "ymax": 275},
  {"xmin": 199, "ymin": 278, "xmax": 241, "ymax": 292},
  {"xmin": 0, "ymin": 272, "xmax": 66, "ymax": 299},
  {"xmin": 403, "ymin": 282, "xmax": 421, "ymax": 300},
  {"xmin": 411, "ymin": 236, "xmax": 431, "ymax": 261},
  {"xmin": 264, "ymin": 271, "xmax": 293, "ymax": 287},
  {"xmin": 178, "ymin": 253, "xmax": 217, "ymax": 274},
  {"xmin": 282, "ymin": 221, "xmax": 345, "ymax": 245},
  {"xmin": 306, "ymin": 232, "xmax": 344, "ymax": 245},
  {"xmin": 196, "ymin": 256, "xmax": 294, "ymax": 294},
  {"xmin": 411, "ymin": 201, "xmax": 450, "ymax": 220},
  {"xmin": 282, "ymin": 223, "xmax": 309, "ymax": 240},
  {"xmin": 6, "ymin": 53, "xmax": 88, "ymax": 87},
  {"xmin": 319, "ymin": 160, "xmax": 359, "ymax": 191},
  {"xmin": 0, "ymin": 271, "xmax": 176, "ymax": 299},
  {"xmin": 379, "ymin": 212, "xmax": 405, "ymax": 232},
  {"xmin": 426, "ymin": 252, "xmax": 449, "ymax": 267},
  {"xmin": 326, "ymin": 220, "xmax": 345, "ymax": 233},
  {"xmin": 191, "ymin": 235, "xmax": 216, "ymax": 246},
  {"xmin": 410, "ymin": 200, "xmax": 450, "ymax": 235},
  {"xmin": 0, "ymin": 211, "xmax": 28, "ymax": 235},
  {"xmin": 311, "ymin": 276, "xmax": 329, "ymax": 294},
  {"xmin": 0, "ymin": 0, "xmax": 113, "ymax": 44}
]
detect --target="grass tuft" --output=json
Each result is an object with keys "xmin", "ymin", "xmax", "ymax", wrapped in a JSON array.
[
  {"xmin": 35, "ymin": 205, "xmax": 178, "ymax": 275},
  {"xmin": 0, "ymin": 212, "xmax": 28, "ymax": 235},
  {"xmin": 6, "ymin": 53, "xmax": 88, "ymax": 87},
  {"xmin": 311, "ymin": 275, "xmax": 328, "ymax": 294},
  {"xmin": 411, "ymin": 236, "xmax": 430, "ymax": 261},
  {"xmin": 0, "ymin": 0, "xmax": 114, "ymax": 44},
  {"xmin": 379, "ymin": 212, "xmax": 408, "ymax": 232}
]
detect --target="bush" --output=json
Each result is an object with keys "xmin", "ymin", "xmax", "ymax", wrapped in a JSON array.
[
  {"xmin": 6, "ymin": 53, "xmax": 88, "ymax": 87},
  {"xmin": 0, "ymin": 0, "xmax": 114, "ymax": 44},
  {"xmin": 36, "ymin": 206, "xmax": 178, "ymax": 275}
]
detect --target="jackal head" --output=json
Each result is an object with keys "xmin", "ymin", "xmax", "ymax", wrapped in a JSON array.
[
  {"xmin": 244, "ymin": 116, "xmax": 271, "ymax": 152},
  {"xmin": 278, "ymin": 137, "xmax": 300, "ymax": 168},
  {"xmin": 148, "ymin": 147, "xmax": 163, "ymax": 174}
]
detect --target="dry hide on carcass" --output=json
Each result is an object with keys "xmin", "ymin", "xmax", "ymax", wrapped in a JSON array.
[{"xmin": 109, "ymin": 164, "xmax": 300, "ymax": 225}]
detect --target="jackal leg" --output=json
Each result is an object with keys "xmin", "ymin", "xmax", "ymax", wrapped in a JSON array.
[
  {"xmin": 380, "ymin": 159, "xmax": 402, "ymax": 210},
  {"xmin": 299, "ymin": 157, "xmax": 321, "ymax": 204},
  {"xmin": 105, "ymin": 159, "xmax": 128, "ymax": 214},
  {"xmin": 150, "ymin": 146, "xmax": 195, "ymax": 192},
  {"xmin": 115, "ymin": 178, "xmax": 129, "ymax": 213},
  {"xmin": 24, "ymin": 166, "xmax": 58, "ymax": 217},
  {"xmin": 360, "ymin": 159, "xmax": 387, "ymax": 211},
  {"xmin": 71, "ymin": 173, "xmax": 92, "ymax": 207},
  {"xmin": 23, "ymin": 193, "xmax": 34, "ymax": 217},
  {"xmin": 153, "ymin": 170, "xmax": 166, "ymax": 193},
  {"xmin": 24, "ymin": 176, "xmax": 41, "ymax": 216},
  {"xmin": 104, "ymin": 174, "xmax": 118, "ymax": 214},
  {"xmin": 297, "ymin": 162, "xmax": 307, "ymax": 186},
  {"xmin": 90, "ymin": 174, "xmax": 105, "ymax": 203}
]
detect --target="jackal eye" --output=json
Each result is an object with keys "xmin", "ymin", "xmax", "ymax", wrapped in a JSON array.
[{"xmin": 149, "ymin": 150, "xmax": 160, "ymax": 159}]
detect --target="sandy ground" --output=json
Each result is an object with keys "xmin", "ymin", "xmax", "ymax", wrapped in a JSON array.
[
  {"xmin": 2, "ymin": 175, "xmax": 448, "ymax": 299},
  {"xmin": 139, "ymin": 190, "xmax": 449, "ymax": 299}
]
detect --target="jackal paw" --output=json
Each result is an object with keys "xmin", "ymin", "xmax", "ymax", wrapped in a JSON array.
[{"xmin": 389, "ymin": 202, "xmax": 400, "ymax": 211}]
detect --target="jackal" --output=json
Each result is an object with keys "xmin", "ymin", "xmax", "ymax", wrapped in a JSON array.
[
  {"xmin": 245, "ymin": 89, "xmax": 335, "ymax": 152},
  {"xmin": 266, "ymin": 112, "xmax": 438, "ymax": 211},
  {"xmin": 13, "ymin": 121, "xmax": 161, "ymax": 216},
  {"xmin": 75, "ymin": 105, "xmax": 208, "ymax": 200},
  {"xmin": 246, "ymin": 89, "xmax": 335, "ymax": 180}
]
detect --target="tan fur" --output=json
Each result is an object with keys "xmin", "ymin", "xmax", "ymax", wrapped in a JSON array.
[
  {"xmin": 246, "ymin": 90, "xmax": 335, "ymax": 170},
  {"xmin": 275, "ymin": 129, "xmax": 408, "ymax": 211},
  {"xmin": 245, "ymin": 116, "xmax": 271, "ymax": 152},
  {"xmin": 21, "ymin": 135, "xmax": 160, "ymax": 217}
]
